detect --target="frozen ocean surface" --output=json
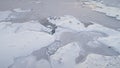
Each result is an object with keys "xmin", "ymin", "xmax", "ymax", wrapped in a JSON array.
[{"xmin": 0, "ymin": 0, "xmax": 120, "ymax": 68}]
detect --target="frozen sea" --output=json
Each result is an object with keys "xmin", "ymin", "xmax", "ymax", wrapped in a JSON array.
[{"xmin": 0, "ymin": 0, "xmax": 120, "ymax": 68}]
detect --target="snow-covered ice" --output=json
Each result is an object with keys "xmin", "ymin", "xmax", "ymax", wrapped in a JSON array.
[
  {"xmin": 13, "ymin": 8, "xmax": 31, "ymax": 13},
  {"xmin": 0, "ymin": 15, "xmax": 119, "ymax": 68},
  {"xmin": 76, "ymin": 54, "xmax": 120, "ymax": 68},
  {"xmin": 0, "ymin": 21, "xmax": 54, "ymax": 68},
  {"xmin": 0, "ymin": 0, "xmax": 120, "ymax": 68},
  {"xmin": 85, "ymin": 1, "xmax": 120, "ymax": 20}
]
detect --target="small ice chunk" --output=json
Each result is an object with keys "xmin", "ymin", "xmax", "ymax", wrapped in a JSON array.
[{"xmin": 13, "ymin": 8, "xmax": 31, "ymax": 12}]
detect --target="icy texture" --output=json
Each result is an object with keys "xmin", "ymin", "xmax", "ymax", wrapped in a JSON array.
[
  {"xmin": 0, "ymin": 11, "xmax": 12, "ymax": 21},
  {"xmin": 76, "ymin": 54, "xmax": 120, "ymax": 68},
  {"xmin": 13, "ymin": 8, "xmax": 31, "ymax": 13},
  {"xmin": 85, "ymin": 1, "xmax": 120, "ymax": 20},
  {"xmin": 0, "ymin": 21, "xmax": 54, "ymax": 68},
  {"xmin": 47, "ymin": 15, "xmax": 85, "ymax": 31},
  {"xmin": 4, "ymin": 15, "xmax": 119, "ymax": 68}
]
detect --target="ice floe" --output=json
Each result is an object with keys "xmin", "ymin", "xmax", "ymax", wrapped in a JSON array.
[
  {"xmin": 0, "ymin": 15, "xmax": 120, "ymax": 68},
  {"xmin": 13, "ymin": 8, "xmax": 31, "ymax": 13},
  {"xmin": 0, "ymin": 21, "xmax": 54, "ymax": 68},
  {"xmin": 84, "ymin": 1, "xmax": 120, "ymax": 20},
  {"xmin": 76, "ymin": 54, "xmax": 120, "ymax": 68}
]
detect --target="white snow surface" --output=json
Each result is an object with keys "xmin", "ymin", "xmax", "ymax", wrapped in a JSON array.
[
  {"xmin": 47, "ymin": 15, "xmax": 85, "ymax": 31},
  {"xmin": 48, "ymin": 15, "xmax": 120, "ymax": 53},
  {"xmin": 51, "ymin": 42, "xmax": 80, "ymax": 68},
  {"xmin": 85, "ymin": 1, "xmax": 120, "ymax": 20},
  {"xmin": 76, "ymin": 54, "xmax": 120, "ymax": 68},
  {"xmin": 0, "ymin": 21, "xmax": 54, "ymax": 68},
  {"xmin": 0, "ymin": 14, "xmax": 120, "ymax": 68},
  {"xmin": 13, "ymin": 8, "xmax": 31, "ymax": 12}
]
